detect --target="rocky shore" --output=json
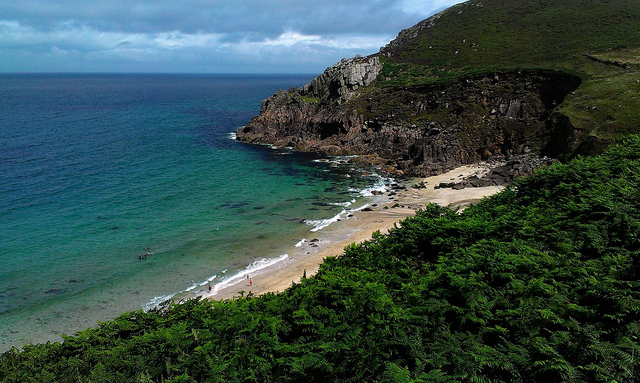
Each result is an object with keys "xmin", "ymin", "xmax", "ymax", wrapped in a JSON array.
[
  {"xmin": 434, "ymin": 153, "xmax": 557, "ymax": 189},
  {"xmin": 237, "ymin": 52, "xmax": 580, "ymax": 178}
]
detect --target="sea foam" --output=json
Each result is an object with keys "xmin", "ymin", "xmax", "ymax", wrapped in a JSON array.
[
  {"xmin": 143, "ymin": 293, "xmax": 176, "ymax": 312},
  {"xmin": 355, "ymin": 176, "xmax": 390, "ymax": 197},
  {"xmin": 305, "ymin": 209, "xmax": 348, "ymax": 232},
  {"xmin": 207, "ymin": 254, "xmax": 290, "ymax": 296}
]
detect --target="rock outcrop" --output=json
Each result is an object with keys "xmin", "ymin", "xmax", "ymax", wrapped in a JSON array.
[
  {"xmin": 300, "ymin": 56, "xmax": 382, "ymax": 105},
  {"xmin": 237, "ymin": 68, "xmax": 581, "ymax": 176},
  {"xmin": 437, "ymin": 154, "xmax": 558, "ymax": 189}
]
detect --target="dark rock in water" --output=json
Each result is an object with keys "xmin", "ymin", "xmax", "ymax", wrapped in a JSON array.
[
  {"xmin": 363, "ymin": 207, "xmax": 374, "ymax": 212},
  {"xmin": 45, "ymin": 289, "xmax": 64, "ymax": 295}
]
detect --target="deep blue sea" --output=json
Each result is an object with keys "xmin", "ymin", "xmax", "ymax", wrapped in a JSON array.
[{"xmin": 0, "ymin": 74, "xmax": 384, "ymax": 351}]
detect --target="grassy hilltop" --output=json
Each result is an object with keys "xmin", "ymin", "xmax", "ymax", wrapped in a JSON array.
[
  {"xmin": 376, "ymin": 0, "xmax": 640, "ymax": 154},
  {"xmin": 3, "ymin": 1, "xmax": 640, "ymax": 381}
]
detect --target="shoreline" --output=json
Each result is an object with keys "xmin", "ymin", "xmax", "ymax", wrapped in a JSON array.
[{"xmin": 205, "ymin": 164, "xmax": 503, "ymax": 301}]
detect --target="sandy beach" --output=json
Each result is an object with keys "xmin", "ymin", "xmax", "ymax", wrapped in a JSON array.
[{"xmin": 207, "ymin": 164, "xmax": 503, "ymax": 301}]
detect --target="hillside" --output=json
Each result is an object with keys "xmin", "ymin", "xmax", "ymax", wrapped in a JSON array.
[
  {"xmin": 238, "ymin": 0, "xmax": 640, "ymax": 176},
  {"xmin": 3, "ymin": 2, "xmax": 640, "ymax": 381},
  {"xmin": 3, "ymin": 136, "xmax": 640, "ymax": 381}
]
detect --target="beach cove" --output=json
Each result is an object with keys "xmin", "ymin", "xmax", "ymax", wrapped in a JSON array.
[
  {"xmin": 207, "ymin": 164, "xmax": 503, "ymax": 301},
  {"xmin": 0, "ymin": 74, "xmax": 501, "ymax": 352}
]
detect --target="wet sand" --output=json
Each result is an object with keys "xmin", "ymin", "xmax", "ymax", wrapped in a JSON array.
[{"xmin": 208, "ymin": 164, "xmax": 502, "ymax": 301}]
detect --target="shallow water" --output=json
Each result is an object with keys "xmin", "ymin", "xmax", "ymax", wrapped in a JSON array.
[{"xmin": 0, "ymin": 74, "xmax": 384, "ymax": 351}]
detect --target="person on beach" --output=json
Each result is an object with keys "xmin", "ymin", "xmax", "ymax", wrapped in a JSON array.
[
  {"xmin": 208, "ymin": 284, "xmax": 212, "ymax": 292},
  {"xmin": 249, "ymin": 278, "xmax": 252, "ymax": 286}
]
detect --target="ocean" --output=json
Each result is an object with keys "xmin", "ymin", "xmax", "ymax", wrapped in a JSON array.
[{"xmin": 0, "ymin": 74, "xmax": 387, "ymax": 352}]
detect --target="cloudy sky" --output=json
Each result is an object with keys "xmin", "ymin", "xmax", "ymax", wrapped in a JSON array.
[{"xmin": 0, "ymin": 0, "xmax": 465, "ymax": 73}]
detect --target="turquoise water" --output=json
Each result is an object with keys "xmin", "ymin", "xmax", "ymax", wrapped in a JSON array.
[{"xmin": 0, "ymin": 74, "xmax": 383, "ymax": 351}]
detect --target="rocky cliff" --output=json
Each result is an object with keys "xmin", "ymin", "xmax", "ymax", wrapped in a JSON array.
[
  {"xmin": 237, "ymin": 66, "xmax": 581, "ymax": 176},
  {"xmin": 300, "ymin": 56, "xmax": 382, "ymax": 105},
  {"xmin": 236, "ymin": 0, "xmax": 640, "ymax": 177}
]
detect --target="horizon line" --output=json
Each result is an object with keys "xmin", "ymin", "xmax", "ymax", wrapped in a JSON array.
[{"xmin": 0, "ymin": 72, "xmax": 319, "ymax": 76}]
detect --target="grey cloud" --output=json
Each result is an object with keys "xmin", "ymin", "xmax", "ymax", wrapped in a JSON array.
[
  {"xmin": 0, "ymin": 0, "xmax": 465, "ymax": 73},
  {"xmin": 2, "ymin": 0, "xmax": 429, "ymax": 38}
]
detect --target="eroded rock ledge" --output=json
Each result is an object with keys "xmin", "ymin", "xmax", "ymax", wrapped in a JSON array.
[{"xmin": 237, "ymin": 66, "xmax": 581, "ymax": 177}]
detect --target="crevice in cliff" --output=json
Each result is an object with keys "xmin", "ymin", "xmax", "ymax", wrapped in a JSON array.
[
  {"xmin": 319, "ymin": 122, "xmax": 345, "ymax": 140},
  {"xmin": 537, "ymin": 73, "xmax": 582, "ymax": 121}
]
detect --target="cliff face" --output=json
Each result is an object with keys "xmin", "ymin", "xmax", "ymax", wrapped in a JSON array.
[
  {"xmin": 237, "ymin": 66, "xmax": 581, "ymax": 176},
  {"xmin": 300, "ymin": 56, "xmax": 382, "ymax": 105}
]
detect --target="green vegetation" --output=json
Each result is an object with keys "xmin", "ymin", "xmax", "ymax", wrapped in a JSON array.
[
  {"xmin": 4, "ymin": 2, "xmax": 640, "ymax": 381},
  {"xmin": 288, "ymin": 91, "xmax": 320, "ymax": 105},
  {"xmin": 380, "ymin": 0, "xmax": 640, "ymax": 83},
  {"xmin": 375, "ymin": 0, "xmax": 640, "ymax": 143},
  {"xmin": 4, "ymin": 136, "xmax": 640, "ymax": 382}
]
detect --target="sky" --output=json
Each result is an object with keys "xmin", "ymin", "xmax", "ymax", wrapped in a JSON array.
[{"xmin": 0, "ymin": 0, "xmax": 466, "ymax": 74}]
